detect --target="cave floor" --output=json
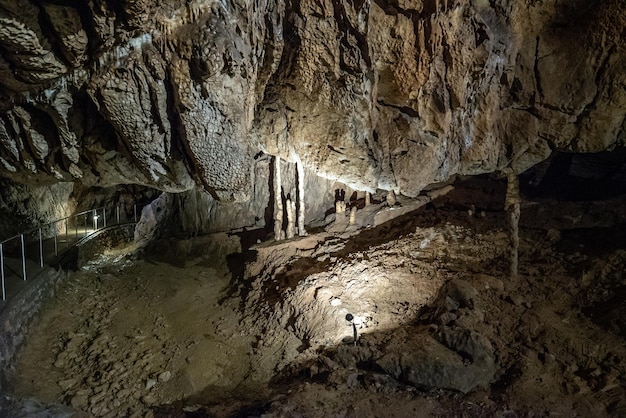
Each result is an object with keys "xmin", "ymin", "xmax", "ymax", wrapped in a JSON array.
[{"xmin": 7, "ymin": 181, "xmax": 626, "ymax": 417}]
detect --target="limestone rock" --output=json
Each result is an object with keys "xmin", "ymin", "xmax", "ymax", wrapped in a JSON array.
[
  {"xmin": 0, "ymin": 0, "xmax": 622, "ymax": 222},
  {"xmin": 376, "ymin": 330, "xmax": 497, "ymax": 394}
]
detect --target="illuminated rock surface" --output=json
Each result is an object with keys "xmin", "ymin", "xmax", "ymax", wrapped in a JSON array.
[{"xmin": 0, "ymin": 0, "xmax": 623, "ymax": 200}]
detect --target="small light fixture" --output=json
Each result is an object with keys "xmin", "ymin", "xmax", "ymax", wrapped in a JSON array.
[{"xmin": 346, "ymin": 313, "xmax": 358, "ymax": 345}]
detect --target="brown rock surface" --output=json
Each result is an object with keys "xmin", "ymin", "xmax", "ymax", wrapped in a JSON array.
[{"xmin": 0, "ymin": 0, "xmax": 622, "ymax": 204}]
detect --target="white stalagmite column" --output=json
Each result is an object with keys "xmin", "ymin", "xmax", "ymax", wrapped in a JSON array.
[
  {"xmin": 504, "ymin": 168, "xmax": 521, "ymax": 278},
  {"xmin": 335, "ymin": 200, "xmax": 346, "ymax": 215},
  {"xmin": 274, "ymin": 156, "xmax": 283, "ymax": 241},
  {"xmin": 349, "ymin": 206, "xmax": 357, "ymax": 224},
  {"xmin": 296, "ymin": 158, "xmax": 307, "ymax": 236},
  {"xmin": 365, "ymin": 192, "xmax": 370, "ymax": 206},
  {"xmin": 286, "ymin": 199, "xmax": 296, "ymax": 239}
]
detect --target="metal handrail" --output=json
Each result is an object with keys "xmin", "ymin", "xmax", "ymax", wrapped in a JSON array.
[
  {"xmin": 0, "ymin": 207, "xmax": 105, "ymax": 246},
  {"xmin": 0, "ymin": 203, "xmax": 141, "ymax": 301}
]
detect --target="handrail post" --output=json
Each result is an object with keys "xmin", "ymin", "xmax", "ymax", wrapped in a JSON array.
[
  {"xmin": 65, "ymin": 219, "xmax": 69, "ymax": 249},
  {"xmin": 20, "ymin": 234, "xmax": 26, "ymax": 281},
  {"xmin": 39, "ymin": 228, "xmax": 43, "ymax": 267},
  {"xmin": 116, "ymin": 206, "xmax": 120, "ymax": 224},
  {"xmin": 1, "ymin": 243, "xmax": 5, "ymax": 301},
  {"xmin": 93, "ymin": 210, "xmax": 98, "ymax": 230},
  {"xmin": 103, "ymin": 208, "xmax": 107, "ymax": 228},
  {"xmin": 134, "ymin": 204, "xmax": 137, "ymax": 222}
]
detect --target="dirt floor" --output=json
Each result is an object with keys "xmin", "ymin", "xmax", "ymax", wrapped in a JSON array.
[{"xmin": 6, "ymin": 176, "xmax": 626, "ymax": 417}]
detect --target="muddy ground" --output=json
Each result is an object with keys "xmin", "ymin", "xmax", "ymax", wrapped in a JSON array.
[{"xmin": 5, "ymin": 176, "xmax": 626, "ymax": 417}]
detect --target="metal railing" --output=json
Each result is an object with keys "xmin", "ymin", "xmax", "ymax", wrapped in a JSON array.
[{"xmin": 0, "ymin": 204, "xmax": 141, "ymax": 301}]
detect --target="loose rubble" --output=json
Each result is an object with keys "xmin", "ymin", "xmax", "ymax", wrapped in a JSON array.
[{"xmin": 7, "ymin": 179, "xmax": 626, "ymax": 417}]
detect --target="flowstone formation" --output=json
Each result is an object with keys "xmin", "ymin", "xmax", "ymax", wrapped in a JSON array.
[{"xmin": 0, "ymin": 0, "xmax": 623, "ymax": 217}]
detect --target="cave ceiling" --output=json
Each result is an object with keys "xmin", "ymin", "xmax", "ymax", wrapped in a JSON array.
[{"xmin": 0, "ymin": 0, "xmax": 623, "ymax": 202}]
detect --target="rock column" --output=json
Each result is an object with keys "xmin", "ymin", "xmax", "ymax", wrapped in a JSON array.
[
  {"xmin": 504, "ymin": 169, "xmax": 521, "ymax": 278},
  {"xmin": 296, "ymin": 158, "xmax": 306, "ymax": 236},
  {"xmin": 335, "ymin": 200, "xmax": 346, "ymax": 216},
  {"xmin": 286, "ymin": 198, "xmax": 296, "ymax": 239},
  {"xmin": 273, "ymin": 156, "xmax": 283, "ymax": 241}
]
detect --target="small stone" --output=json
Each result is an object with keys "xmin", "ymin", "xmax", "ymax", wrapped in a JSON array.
[
  {"xmin": 158, "ymin": 371, "xmax": 172, "ymax": 383},
  {"xmin": 71, "ymin": 394, "xmax": 89, "ymax": 408},
  {"xmin": 94, "ymin": 383, "xmax": 109, "ymax": 394},
  {"xmin": 142, "ymin": 394, "xmax": 156, "ymax": 405},
  {"xmin": 145, "ymin": 378, "xmax": 156, "ymax": 390},
  {"xmin": 90, "ymin": 390, "xmax": 107, "ymax": 405},
  {"xmin": 117, "ymin": 388, "xmax": 130, "ymax": 399},
  {"xmin": 76, "ymin": 388, "xmax": 93, "ymax": 396},
  {"xmin": 58, "ymin": 378, "xmax": 77, "ymax": 390},
  {"xmin": 346, "ymin": 373, "xmax": 361, "ymax": 389}
]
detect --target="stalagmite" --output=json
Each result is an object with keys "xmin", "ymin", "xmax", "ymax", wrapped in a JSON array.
[
  {"xmin": 504, "ymin": 168, "xmax": 521, "ymax": 278},
  {"xmin": 286, "ymin": 199, "xmax": 296, "ymax": 239},
  {"xmin": 296, "ymin": 158, "xmax": 306, "ymax": 236},
  {"xmin": 335, "ymin": 200, "xmax": 346, "ymax": 215},
  {"xmin": 349, "ymin": 206, "xmax": 357, "ymax": 224},
  {"xmin": 387, "ymin": 190, "xmax": 396, "ymax": 206},
  {"xmin": 365, "ymin": 192, "xmax": 370, "ymax": 206},
  {"xmin": 273, "ymin": 156, "xmax": 283, "ymax": 241}
]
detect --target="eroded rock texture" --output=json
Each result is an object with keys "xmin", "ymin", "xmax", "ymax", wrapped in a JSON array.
[{"xmin": 0, "ymin": 0, "xmax": 623, "ymax": 209}]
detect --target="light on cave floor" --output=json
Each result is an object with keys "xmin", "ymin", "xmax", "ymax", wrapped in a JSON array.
[{"xmin": 345, "ymin": 313, "xmax": 358, "ymax": 345}]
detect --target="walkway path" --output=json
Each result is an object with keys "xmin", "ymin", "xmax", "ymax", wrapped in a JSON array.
[{"xmin": 0, "ymin": 205, "xmax": 140, "ymax": 304}]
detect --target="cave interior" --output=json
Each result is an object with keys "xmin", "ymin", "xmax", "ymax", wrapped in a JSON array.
[{"xmin": 0, "ymin": 0, "xmax": 625, "ymax": 417}]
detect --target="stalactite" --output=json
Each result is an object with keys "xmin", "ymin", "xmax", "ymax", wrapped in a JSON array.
[
  {"xmin": 504, "ymin": 169, "xmax": 521, "ymax": 278},
  {"xmin": 296, "ymin": 158, "xmax": 306, "ymax": 236},
  {"xmin": 273, "ymin": 156, "xmax": 283, "ymax": 241},
  {"xmin": 286, "ymin": 199, "xmax": 296, "ymax": 239}
]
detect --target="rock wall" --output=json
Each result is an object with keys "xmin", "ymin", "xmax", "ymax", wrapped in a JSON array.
[
  {"xmin": 0, "ymin": 180, "xmax": 75, "ymax": 238},
  {"xmin": 0, "ymin": 267, "xmax": 68, "ymax": 390},
  {"xmin": 0, "ymin": 0, "xmax": 623, "ymax": 223}
]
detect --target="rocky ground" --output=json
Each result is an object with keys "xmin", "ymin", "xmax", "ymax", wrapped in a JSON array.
[{"xmin": 5, "ymin": 176, "xmax": 626, "ymax": 417}]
